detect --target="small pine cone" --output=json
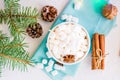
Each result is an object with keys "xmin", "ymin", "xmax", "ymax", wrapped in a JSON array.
[
  {"xmin": 41, "ymin": 5, "xmax": 57, "ymax": 22},
  {"xmin": 103, "ymin": 4, "xmax": 118, "ymax": 20},
  {"xmin": 26, "ymin": 23, "xmax": 43, "ymax": 38}
]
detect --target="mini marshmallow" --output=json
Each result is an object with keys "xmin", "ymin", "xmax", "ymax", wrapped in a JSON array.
[
  {"xmin": 49, "ymin": 43, "xmax": 54, "ymax": 50},
  {"xmin": 57, "ymin": 25, "xmax": 66, "ymax": 31},
  {"xmin": 48, "ymin": 59, "xmax": 54, "ymax": 66},
  {"xmin": 49, "ymin": 31, "xmax": 56, "ymax": 39},
  {"xmin": 76, "ymin": 51, "xmax": 84, "ymax": 58},
  {"xmin": 81, "ymin": 45, "xmax": 88, "ymax": 52},
  {"xmin": 58, "ymin": 31, "xmax": 66, "ymax": 37},
  {"xmin": 74, "ymin": 0, "xmax": 82, "ymax": 10},
  {"xmin": 35, "ymin": 63, "xmax": 44, "ymax": 69},
  {"xmin": 51, "ymin": 70, "xmax": 58, "ymax": 76},
  {"xmin": 54, "ymin": 40, "xmax": 60, "ymax": 45},
  {"xmin": 79, "ymin": 44, "xmax": 88, "ymax": 51},
  {"xmin": 61, "ymin": 14, "xmax": 68, "ymax": 20},
  {"xmin": 61, "ymin": 14, "xmax": 79, "ymax": 23},
  {"xmin": 46, "ymin": 52, "xmax": 52, "ymax": 58},
  {"xmin": 72, "ymin": 17, "xmax": 79, "ymax": 23},
  {"xmin": 54, "ymin": 64, "xmax": 65, "ymax": 71},
  {"xmin": 79, "ymin": 30, "xmax": 87, "ymax": 37},
  {"xmin": 74, "ymin": 2, "xmax": 80, "ymax": 10},
  {"xmin": 64, "ymin": 47, "xmax": 71, "ymax": 55},
  {"xmin": 73, "ymin": 26, "xmax": 82, "ymax": 33},
  {"xmin": 69, "ymin": 15, "xmax": 73, "ymax": 19},
  {"xmin": 42, "ymin": 59, "xmax": 48, "ymax": 64},
  {"xmin": 59, "ymin": 43, "xmax": 66, "ymax": 49},
  {"xmin": 81, "ymin": 39, "xmax": 88, "ymax": 45},
  {"xmin": 59, "ymin": 34, "xmax": 67, "ymax": 41},
  {"xmin": 52, "ymin": 46, "xmax": 58, "ymax": 54},
  {"xmin": 45, "ymin": 66, "xmax": 52, "ymax": 72},
  {"xmin": 54, "ymin": 52, "xmax": 61, "ymax": 59},
  {"xmin": 66, "ymin": 17, "xmax": 72, "ymax": 22}
]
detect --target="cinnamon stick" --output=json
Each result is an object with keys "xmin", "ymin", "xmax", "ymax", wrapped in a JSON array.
[
  {"xmin": 92, "ymin": 35, "xmax": 97, "ymax": 70},
  {"xmin": 99, "ymin": 34, "xmax": 105, "ymax": 70},
  {"xmin": 94, "ymin": 33, "xmax": 101, "ymax": 69}
]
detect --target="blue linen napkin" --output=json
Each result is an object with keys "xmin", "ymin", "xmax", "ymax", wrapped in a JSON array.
[{"xmin": 32, "ymin": 0, "xmax": 116, "ymax": 80}]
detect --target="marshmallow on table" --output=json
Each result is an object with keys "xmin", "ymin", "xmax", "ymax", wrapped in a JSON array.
[
  {"xmin": 61, "ymin": 14, "xmax": 79, "ymax": 23},
  {"xmin": 48, "ymin": 59, "xmax": 55, "ymax": 67},
  {"xmin": 68, "ymin": 15, "xmax": 73, "ymax": 20},
  {"xmin": 35, "ymin": 63, "xmax": 44, "ymax": 69},
  {"xmin": 66, "ymin": 17, "xmax": 72, "ymax": 22},
  {"xmin": 51, "ymin": 70, "xmax": 58, "ymax": 76},
  {"xmin": 46, "ymin": 52, "xmax": 52, "ymax": 58},
  {"xmin": 66, "ymin": 16, "xmax": 79, "ymax": 23},
  {"xmin": 61, "ymin": 14, "xmax": 71, "ymax": 22},
  {"xmin": 71, "ymin": 17, "xmax": 79, "ymax": 23},
  {"xmin": 45, "ymin": 66, "xmax": 53, "ymax": 72},
  {"xmin": 54, "ymin": 64, "xmax": 65, "ymax": 71},
  {"xmin": 74, "ymin": 2, "xmax": 80, "ymax": 10},
  {"xmin": 42, "ymin": 59, "xmax": 48, "ymax": 65},
  {"xmin": 74, "ymin": 0, "xmax": 82, "ymax": 10},
  {"xmin": 61, "ymin": 14, "xmax": 68, "ymax": 20}
]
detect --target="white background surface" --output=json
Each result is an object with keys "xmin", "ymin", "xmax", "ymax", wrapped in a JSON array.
[{"xmin": 0, "ymin": 0, "xmax": 120, "ymax": 80}]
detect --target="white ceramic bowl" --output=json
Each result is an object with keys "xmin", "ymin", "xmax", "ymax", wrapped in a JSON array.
[{"xmin": 47, "ymin": 22, "xmax": 90, "ymax": 65}]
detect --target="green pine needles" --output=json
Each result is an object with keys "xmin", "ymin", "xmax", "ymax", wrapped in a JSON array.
[
  {"xmin": 0, "ymin": 0, "xmax": 39, "ymax": 37},
  {"xmin": 0, "ymin": 0, "xmax": 39, "ymax": 75}
]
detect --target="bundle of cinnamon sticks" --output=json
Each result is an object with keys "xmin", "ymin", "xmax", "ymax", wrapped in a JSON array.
[{"xmin": 92, "ymin": 33, "xmax": 105, "ymax": 70}]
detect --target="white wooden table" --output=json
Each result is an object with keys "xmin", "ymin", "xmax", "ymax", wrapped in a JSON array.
[{"xmin": 0, "ymin": 0, "xmax": 120, "ymax": 80}]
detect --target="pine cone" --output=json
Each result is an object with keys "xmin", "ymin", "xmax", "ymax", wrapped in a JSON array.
[
  {"xmin": 26, "ymin": 23, "xmax": 43, "ymax": 38},
  {"xmin": 63, "ymin": 55, "xmax": 75, "ymax": 63},
  {"xmin": 103, "ymin": 4, "xmax": 118, "ymax": 20},
  {"xmin": 41, "ymin": 5, "xmax": 57, "ymax": 22}
]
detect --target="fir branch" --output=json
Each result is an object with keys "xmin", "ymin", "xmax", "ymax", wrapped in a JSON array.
[
  {"xmin": 0, "ymin": 14, "xmax": 38, "ymax": 19},
  {"xmin": 0, "ymin": 61, "xmax": 2, "ymax": 76},
  {"xmin": 0, "ymin": 53, "xmax": 30, "ymax": 64},
  {"xmin": 0, "ymin": 10, "xmax": 9, "ymax": 23},
  {"xmin": 9, "ymin": 17, "xmax": 24, "ymax": 37},
  {"xmin": 0, "ymin": 53, "xmax": 31, "ymax": 71},
  {"xmin": 9, "ymin": 14, "xmax": 37, "ymax": 18},
  {"xmin": 0, "ymin": 0, "xmax": 38, "ymax": 76},
  {"xmin": 0, "ymin": 0, "xmax": 39, "ymax": 37},
  {"xmin": 4, "ymin": 0, "xmax": 20, "ymax": 12},
  {"xmin": 0, "ymin": 32, "xmax": 32, "ymax": 71},
  {"xmin": 1, "ymin": 43, "xmax": 24, "ymax": 49}
]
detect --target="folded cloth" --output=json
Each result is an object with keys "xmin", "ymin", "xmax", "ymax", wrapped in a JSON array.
[{"xmin": 32, "ymin": 0, "xmax": 116, "ymax": 80}]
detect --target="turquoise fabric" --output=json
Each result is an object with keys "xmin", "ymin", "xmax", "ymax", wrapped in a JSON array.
[{"xmin": 32, "ymin": 0, "xmax": 116, "ymax": 80}]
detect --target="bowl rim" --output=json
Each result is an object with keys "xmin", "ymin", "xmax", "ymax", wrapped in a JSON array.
[{"xmin": 46, "ymin": 22, "xmax": 90, "ymax": 65}]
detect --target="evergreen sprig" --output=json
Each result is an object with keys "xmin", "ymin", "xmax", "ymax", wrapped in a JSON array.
[
  {"xmin": 0, "ymin": 0, "xmax": 39, "ymax": 37},
  {"xmin": 0, "ymin": 32, "xmax": 31, "ymax": 70},
  {"xmin": 0, "ymin": 0, "xmax": 39, "ymax": 75}
]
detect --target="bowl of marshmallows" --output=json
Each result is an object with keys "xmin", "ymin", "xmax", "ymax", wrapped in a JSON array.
[{"xmin": 47, "ymin": 22, "xmax": 90, "ymax": 65}]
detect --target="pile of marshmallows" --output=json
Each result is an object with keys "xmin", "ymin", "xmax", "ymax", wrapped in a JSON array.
[
  {"xmin": 48, "ymin": 23, "xmax": 89, "ymax": 63},
  {"xmin": 61, "ymin": 14, "xmax": 79, "ymax": 23},
  {"xmin": 35, "ymin": 52, "xmax": 65, "ymax": 76}
]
